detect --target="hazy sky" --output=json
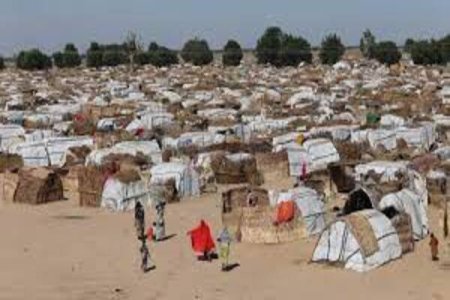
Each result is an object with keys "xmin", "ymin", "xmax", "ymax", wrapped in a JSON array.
[{"xmin": 0, "ymin": 0, "xmax": 449, "ymax": 55}]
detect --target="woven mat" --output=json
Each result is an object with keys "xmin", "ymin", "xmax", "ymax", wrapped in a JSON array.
[{"xmin": 346, "ymin": 213, "xmax": 379, "ymax": 258}]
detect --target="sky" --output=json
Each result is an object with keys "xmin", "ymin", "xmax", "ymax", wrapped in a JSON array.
[{"xmin": 0, "ymin": 0, "xmax": 449, "ymax": 56}]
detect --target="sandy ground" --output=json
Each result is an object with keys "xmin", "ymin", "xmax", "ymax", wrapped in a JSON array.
[{"xmin": 1, "ymin": 168, "xmax": 449, "ymax": 300}]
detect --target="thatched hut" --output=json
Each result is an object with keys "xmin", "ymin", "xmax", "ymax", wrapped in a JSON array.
[
  {"xmin": 13, "ymin": 168, "xmax": 64, "ymax": 205},
  {"xmin": 221, "ymin": 186, "xmax": 306, "ymax": 243}
]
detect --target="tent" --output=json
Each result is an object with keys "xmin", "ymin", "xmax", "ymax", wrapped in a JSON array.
[
  {"xmin": 269, "ymin": 186, "xmax": 326, "ymax": 236},
  {"xmin": 10, "ymin": 136, "xmax": 93, "ymax": 167},
  {"xmin": 312, "ymin": 209, "xmax": 402, "ymax": 272},
  {"xmin": 343, "ymin": 187, "xmax": 380, "ymax": 215},
  {"xmin": 101, "ymin": 170, "xmax": 151, "ymax": 212},
  {"xmin": 0, "ymin": 124, "xmax": 25, "ymax": 152},
  {"xmin": 379, "ymin": 188, "xmax": 429, "ymax": 240},
  {"xmin": 287, "ymin": 138, "xmax": 340, "ymax": 176},
  {"xmin": 150, "ymin": 162, "xmax": 200, "ymax": 198}
]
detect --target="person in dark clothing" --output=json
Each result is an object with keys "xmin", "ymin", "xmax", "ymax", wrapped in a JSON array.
[
  {"xmin": 134, "ymin": 202, "xmax": 154, "ymax": 272},
  {"xmin": 430, "ymin": 233, "xmax": 439, "ymax": 261}
]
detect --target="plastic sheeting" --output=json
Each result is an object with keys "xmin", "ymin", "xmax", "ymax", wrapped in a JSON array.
[
  {"xmin": 379, "ymin": 188, "xmax": 429, "ymax": 240},
  {"xmin": 10, "ymin": 136, "xmax": 93, "ymax": 167},
  {"xmin": 101, "ymin": 178, "xmax": 151, "ymax": 212},
  {"xmin": 126, "ymin": 112, "xmax": 174, "ymax": 132},
  {"xmin": 85, "ymin": 140, "xmax": 162, "ymax": 166},
  {"xmin": 312, "ymin": 209, "xmax": 402, "ymax": 272},
  {"xmin": 287, "ymin": 138, "xmax": 340, "ymax": 176},
  {"xmin": 355, "ymin": 161, "xmax": 408, "ymax": 183},
  {"xmin": 150, "ymin": 162, "xmax": 200, "ymax": 198},
  {"xmin": 0, "ymin": 124, "xmax": 25, "ymax": 152},
  {"xmin": 269, "ymin": 187, "xmax": 325, "ymax": 236}
]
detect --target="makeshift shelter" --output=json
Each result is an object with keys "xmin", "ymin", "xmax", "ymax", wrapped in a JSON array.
[
  {"xmin": 13, "ymin": 168, "xmax": 64, "ymax": 205},
  {"xmin": 343, "ymin": 187, "xmax": 380, "ymax": 215},
  {"xmin": 312, "ymin": 209, "xmax": 402, "ymax": 272},
  {"xmin": 0, "ymin": 124, "xmax": 25, "ymax": 152},
  {"xmin": 211, "ymin": 152, "xmax": 262, "ymax": 185},
  {"xmin": 85, "ymin": 140, "xmax": 161, "ymax": 166},
  {"xmin": 286, "ymin": 138, "xmax": 340, "ymax": 177},
  {"xmin": 150, "ymin": 162, "xmax": 200, "ymax": 198},
  {"xmin": 101, "ymin": 169, "xmax": 151, "ymax": 211},
  {"xmin": 269, "ymin": 187, "xmax": 326, "ymax": 236},
  {"xmin": 379, "ymin": 188, "xmax": 429, "ymax": 240},
  {"xmin": 222, "ymin": 186, "xmax": 270, "ymax": 237},
  {"xmin": 10, "ymin": 136, "xmax": 93, "ymax": 167}
]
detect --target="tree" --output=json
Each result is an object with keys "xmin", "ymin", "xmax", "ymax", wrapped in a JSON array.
[
  {"xmin": 360, "ymin": 29, "xmax": 376, "ymax": 59},
  {"xmin": 404, "ymin": 38, "xmax": 415, "ymax": 53},
  {"xmin": 16, "ymin": 49, "xmax": 52, "ymax": 70},
  {"xmin": 319, "ymin": 34, "xmax": 345, "ymax": 65},
  {"xmin": 53, "ymin": 51, "xmax": 65, "ymax": 68},
  {"xmin": 256, "ymin": 27, "xmax": 312, "ymax": 67},
  {"xmin": 181, "ymin": 38, "xmax": 213, "ymax": 66},
  {"xmin": 102, "ymin": 50, "xmax": 127, "ymax": 67},
  {"xmin": 86, "ymin": 42, "xmax": 103, "ymax": 68},
  {"xmin": 373, "ymin": 41, "xmax": 402, "ymax": 65},
  {"xmin": 439, "ymin": 35, "xmax": 450, "ymax": 64},
  {"xmin": 135, "ymin": 51, "xmax": 151, "ymax": 66},
  {"xmin": 279, "ymin": 34, "xmax": 312, "ymax": 66},
  {"xmin": 124, "ymin": 31, "xmax": 142, "ymax": 71},
  {"xmin": 222, "ymin": 40, "xmax": 243, "ymax": 66},
  {"xmin": 256, "ymin": 27, "xmax": 283, "ymax": 65},
  {"xmin": 410, "ymin": 40, "xmax": 442, "ymax": 65},
  {"xmin": 0, "ymin": 56, "xmax": 4, "ymax": 70}
]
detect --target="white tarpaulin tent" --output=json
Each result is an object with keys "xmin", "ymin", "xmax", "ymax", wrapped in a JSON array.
[
  {"xmin": 269, "ymin": 187, "xmax": 325, "ymax": 235},
  {"xmin": 287, "ymin": 138, "xmax": 340, "ymax": 176},
  {"xmin": 150, "ymin": 162, "xmax": 200, "ymax": 198},
  {"xmin": 0, "ymin": 124, "xmax": 25, "ymax": 152},
  {"xmin": 101, "ymin": 177, "xmax": 151, "ymax": 211},
  {"xmin": 312, "ymin": 209, "xmax": 402, "ymax": 272},
  {"xmin": 85, "ymin": 140, "xmax": 162, "ymax": 166},
  {"xmin": 126, "ymin": 112, "xmax": 174, "ymax": 132},
  {"xmin": 355, "ymin": 161, "xmax": 408, "ymax": 183},
  {"xmin": 10, "ymin": 136, "xmax": 93, "ymax": 167},
  {"xmin": 379, "ymin": 188, "xmax": 429, "ymax": 240},
  {"xmin": 163, "ymin": 132, "xmax": 225, "ymax": 150}
]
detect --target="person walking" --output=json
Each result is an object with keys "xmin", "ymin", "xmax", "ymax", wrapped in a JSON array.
[
  {"xmin": 430, "ymin": 232, "xmax": 439, "ymax": 261},
  {"xmin": 217, "ymin": 228, "xmax": 232, "ymax": 271},
  {"xmin": 134, "ymin": 202, "xmax": 155, "ymax": 272}
]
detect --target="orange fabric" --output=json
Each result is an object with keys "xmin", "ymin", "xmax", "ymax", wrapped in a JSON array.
[
  {"xmin": 275, "ymin": 201, "xmax": 296, "ymax": 224},
  {"xmin": 146, "ymin": 227, "xmax": 154, "ymax": 242},
  {"xmin": 187, "ymin": 220, "xmax": 215, "ymax": 255}
]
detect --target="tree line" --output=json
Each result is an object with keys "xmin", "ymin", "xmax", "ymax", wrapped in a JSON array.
[{"xmin": 1, "ymin": 27, "xmax": 449, "ymax": 71}]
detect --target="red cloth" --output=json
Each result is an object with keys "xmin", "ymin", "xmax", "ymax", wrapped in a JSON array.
[
  {"xmin": 275, "ymin": 201, "xmax": 296, "ymax": 225},
  {"xmin": 187, "ymin": 220, "xmax": 215, "ymax": 255},
  {"xmin": 146, "ymin": 227, "xmax": 154, "ymax": 242}
]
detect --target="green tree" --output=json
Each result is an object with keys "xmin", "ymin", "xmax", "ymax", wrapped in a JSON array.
[
  {"xmin": 410, "ymin": 40, "xmax": 442, "ymax": 65},
  {"xmin": 439, "ymin": 35, "xmax": 450, "ymax": 64},
  {"xmin": 256, "ymin": 27, "xmax": 312, "ymax": 67},
  {"xmin": 181, "ymin": 38, "xmax": 213, "ymax": 66},
  {"xmin": 373, "ymin": 41, "xmax": 402, "ymax": 65},
  {"xmin": 360, "ymin": 29, "xmax": 376, "ymax": 59},
  {"xmin": 86, "ymin": 42, "xmax": 103, "ymax": 68},
  {"xmin": 146, "ymin": 42, "xmax": 179, "ymax": 67},
  {"xmin": 319, "ymin": 34, "xmax": 345, "ymax": 65},
  {"xmin": 222, "ymin": 40, "xmax": 243, "ymax": 66},
  {"xmin": 279, "ymin": 34, "xmax": 312, "ymax": 66},
  {"xmin": 102, "ymin": 50, "xmax": 127, "ymax": 67},
  {"xmin": 0, "ymin": 56, "xmax": 4, "ymax": 70},
  {"xmin": 53, "ymin": 51, "xmax": 65, "ymax": 68},
  {"xmin": 256, "ymin": 27, "xmax": 283, "ymax": 65},
  {"xmin": 16, "ymin": 49, "xmax": 52, "ymax": 70},
  {"xmin": 135, "ymin": 51, "xmax": 151, "ymax": 66},
  {"xmin": 404, "ymin": 38, "xmax": 415, "ymax": 53}
]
